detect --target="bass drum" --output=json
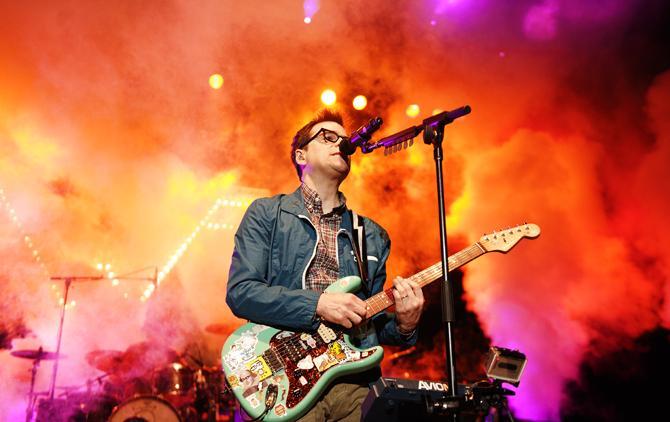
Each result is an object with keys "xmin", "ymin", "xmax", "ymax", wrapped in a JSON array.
[{"xmin": 109, "ymin": 395, "xmax": 181, "ymax": 422}]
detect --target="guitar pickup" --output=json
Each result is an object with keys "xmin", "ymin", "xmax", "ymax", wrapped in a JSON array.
[{"xmin": 317, "ymin": 324, "xmax": 337, "ymax": 342}]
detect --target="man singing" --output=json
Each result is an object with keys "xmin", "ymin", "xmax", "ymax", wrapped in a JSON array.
[{"xmin": 226, "ymin": 109, "xmax": 425, "ymax": 421}]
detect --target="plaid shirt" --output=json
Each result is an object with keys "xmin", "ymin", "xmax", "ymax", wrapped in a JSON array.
[{"xmin": 301, "ymin": 183, "xmax": 347, "ymax": 293}]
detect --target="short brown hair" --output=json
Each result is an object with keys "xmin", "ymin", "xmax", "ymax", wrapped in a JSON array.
[{"xmin": 290, "ymin": 109, "xmax": 345, "ymax": 179}]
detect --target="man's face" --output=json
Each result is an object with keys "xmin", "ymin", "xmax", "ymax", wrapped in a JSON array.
[{"xmin": 296, "ymin": 121, "xmax": 351, "ymax": 180}]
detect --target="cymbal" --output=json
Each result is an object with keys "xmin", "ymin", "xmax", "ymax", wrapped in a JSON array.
[
  {"xmin": 11, "ymin": 349, "xmax": 64, "ymax": 360},
  {"xmin": 85, "ymin": 350, "xmax": 124, "ymax": 373},
  {"xmin": 204, "ymin": 323, "xmax": 230, "ymax": 336}
]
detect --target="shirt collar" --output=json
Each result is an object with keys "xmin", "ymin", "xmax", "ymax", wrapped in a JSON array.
[{"xmin": 300, "ymin": 183, "xmax": 347, "ymax": 216}]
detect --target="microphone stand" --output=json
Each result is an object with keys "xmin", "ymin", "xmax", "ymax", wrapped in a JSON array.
[
  {"xmin": 48, "ymin": 276, "xmax": 102, "ymax": 401},
  {"xmin": 47, "ymin": 269, "xmax": 158, "ymax": 401},
  {"xmin": 364, "ymin": 106, "xmax": 471, "ymax": 415}
]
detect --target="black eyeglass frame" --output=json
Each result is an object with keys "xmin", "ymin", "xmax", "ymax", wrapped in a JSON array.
[{"xmin": 300, "ymin": 128, "xmax": 350, "ymax": 149}]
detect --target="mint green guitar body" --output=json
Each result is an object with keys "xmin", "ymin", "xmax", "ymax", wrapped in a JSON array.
[{"xmin": 220, "ymin": 276, "xmax": 384, "ymax": 421}]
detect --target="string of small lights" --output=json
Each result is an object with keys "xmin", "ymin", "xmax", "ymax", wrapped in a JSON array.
[
  {"xmin": 2, "ymin": 185, "xmax": 253, "ymax": 305},
  {"xmin": 0, "ymin": 186, "xmax": 72, "ymax": 308},
  {"xmin": 142, "ymin": 197, "xmax": 250, "ymax": 300},
  {"xmin": 0, "ymin": 187, "xmax": 49, "ymax": 276}
]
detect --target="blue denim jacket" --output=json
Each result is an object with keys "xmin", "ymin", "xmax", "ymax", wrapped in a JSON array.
[{"xmin": 226, "ymin": 187, "xmax": 417, "ymax": 349}]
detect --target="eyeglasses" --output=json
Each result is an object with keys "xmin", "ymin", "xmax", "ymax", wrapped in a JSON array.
[{"xmin": 302, "ymin": 128, "xmax": 349, "ymax": 148}]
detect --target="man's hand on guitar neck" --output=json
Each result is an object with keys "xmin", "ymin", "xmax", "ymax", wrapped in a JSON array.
[
  {"xmin": 315, "ymin": 293, "xmax": 367, "ymax": 329},
  {"xmin": 392, "ymin": 276, "xmax": 425, "ymax": 334}
]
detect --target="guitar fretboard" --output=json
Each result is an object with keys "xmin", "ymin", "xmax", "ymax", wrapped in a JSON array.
[{"xmin": 364, "ymin": 243, "xmax": 485, "ymax": 318}]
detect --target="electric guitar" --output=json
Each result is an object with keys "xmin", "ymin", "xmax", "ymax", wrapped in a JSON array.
[{"xmin": 221, "ymin": 223, "xmax": 540, "ymax": 421}]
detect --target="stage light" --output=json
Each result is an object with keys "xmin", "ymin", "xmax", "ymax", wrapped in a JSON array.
[
  {"xmin": 353, "ymin": 95, "xmax": 368, "ymax": 110},
  {"xmin": 209, "ymin": 74, "xmax": 224, "ymax": 90},
  {"xmin": 321, "ymin": 89, "xmax": 337, "ymax": 106},
  {"xmin": 406, "ymin": 104, "xmax": 420, "ymax": 118},
  {"xmin": 303, "ymin": 0, "xmax": 319, "ymax": 25}
]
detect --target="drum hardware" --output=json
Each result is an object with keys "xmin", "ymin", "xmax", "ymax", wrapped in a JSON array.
[
  {"xmin": 48, "ymin": 269, "xmax": 158, "ymax": 401},
  {"xmin": 11, "ymin": 348, "xmax": 66, "ymax": 361},
  {"xmin": 111, "ymin": 395, "xmax": 183, "ymax": 422},
  {"xmin": 29, "ymin": 358, "xmax": 234, "ymax": 422},
  {"xmin": 10, "ymin": 347, "xmax": 65, "ymax": 422},
  {"xmin": 33, "ymin": 383, "xmax": 119, "ymax": 422},
  {"xmin": 22, "ymin": 265, "xmax": 237, "ymax": 422},
  {"xmin": 152, "ymin": 361, "xmax": 197, "ymax": 412}
]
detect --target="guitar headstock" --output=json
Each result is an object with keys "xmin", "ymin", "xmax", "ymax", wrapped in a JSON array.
[{"xmin": 478, "ymin": 223, "xmax": 540, "ymax": 253}]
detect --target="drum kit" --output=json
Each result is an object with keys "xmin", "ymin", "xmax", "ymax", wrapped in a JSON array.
[{"xmin": 12, "ymin": 325, "xmax": 236, "ymax": 421}]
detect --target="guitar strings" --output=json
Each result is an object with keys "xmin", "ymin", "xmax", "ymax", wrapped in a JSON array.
[{"xmin": 253, "ymin": 244, "xmax": 487, "ymax": 361}]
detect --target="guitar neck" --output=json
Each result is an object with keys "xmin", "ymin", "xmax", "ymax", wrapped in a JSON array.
[{"xmin": 364, "ymin": 243, "xmax": 486, "ymax": 318}]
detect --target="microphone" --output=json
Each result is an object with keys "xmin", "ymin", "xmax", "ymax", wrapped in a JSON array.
[{"xmin": 340, "ymin": 117, "xmax": 383, "ymax": 156}]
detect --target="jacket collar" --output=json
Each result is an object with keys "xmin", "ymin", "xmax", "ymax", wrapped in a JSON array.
[{"xmin": 280, "ymin": 187, "xmax": 310, "ymax": 216}]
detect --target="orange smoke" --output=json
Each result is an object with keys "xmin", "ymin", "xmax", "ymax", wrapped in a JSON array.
[{"xmin": 1, "ymin": 1, "xmax": 668, "ymax": 420}]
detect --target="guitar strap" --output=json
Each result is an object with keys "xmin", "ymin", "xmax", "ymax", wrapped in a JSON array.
[{"xmin": 350, "ymin": 210, "xmax": 371, "ymax": 297}]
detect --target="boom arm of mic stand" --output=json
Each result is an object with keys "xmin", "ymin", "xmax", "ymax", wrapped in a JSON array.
[
  {"xmin": 422, "ymin": 106, "xmax": 471, "ymax": 128},
  {"xmin": 363, "ymin": 105, "xmax": 471, "ymax": 154},
  {"xmin": 363, "ymin": 125, "xmax": 423, "ymax": 153}
]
